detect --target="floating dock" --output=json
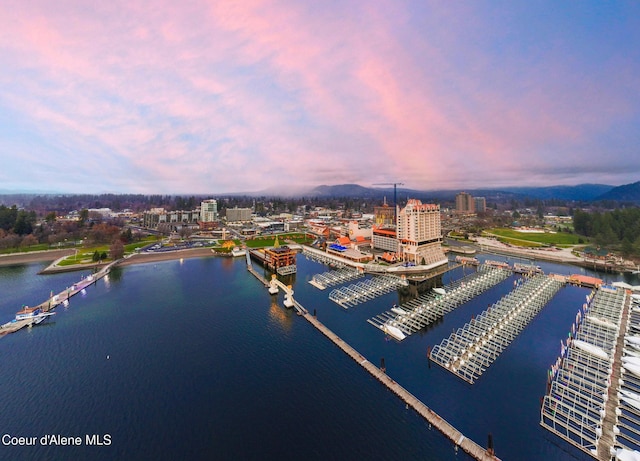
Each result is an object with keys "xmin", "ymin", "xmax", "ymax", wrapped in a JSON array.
[
  {"xmin": 540, "ymin": 285, "xmax": 629, "ymax": 460},
  {"xmin": 430, "ymin": 274, "xmax": 563, "ymax": 383},
  {"xmin": 0, "ymin": 262, "xmax": 114, "ymax": 337},
  {"xmin": 367, "ymin": 265, "xmax": 511, "ymax": 341},
  {"xmin": 328, "ymin": 275, "xmax": 408, "ymax": 308},
  {"xmin": 309, "ymin": 267, "xmax": 364, "ymax": 290}
]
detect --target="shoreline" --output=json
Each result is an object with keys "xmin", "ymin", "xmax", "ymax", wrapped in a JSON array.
[{"xmin": 0, "ymin": 249, "xmax": 75, "ymax": 267}]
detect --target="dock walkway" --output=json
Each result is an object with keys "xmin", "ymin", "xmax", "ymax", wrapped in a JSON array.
[
  {"xmin": 302, "ymin": 310, "xmax": 499, "ymax": 460},
  {"xmin": 0, "ymin": 261, "xmax": 115, "ymax": 337}
]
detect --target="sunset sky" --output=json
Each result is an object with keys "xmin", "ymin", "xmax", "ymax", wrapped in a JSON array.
[{"xmin": 1, "ymin": 1, "xmax": 638, "ymax": 194}]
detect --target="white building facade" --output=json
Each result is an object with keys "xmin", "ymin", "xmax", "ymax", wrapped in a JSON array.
[{"xmin": 396, "ymin": 199, "xmax": 447, "ymax": 266}]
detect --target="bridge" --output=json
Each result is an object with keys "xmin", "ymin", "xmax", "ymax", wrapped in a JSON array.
[{"xmin": 268, "ymin": 275, "xmax": 307, "ymax": 315}]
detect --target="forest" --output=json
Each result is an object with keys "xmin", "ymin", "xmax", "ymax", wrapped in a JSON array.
[{"xmin": 573, "ymin": 208, "xmax": 640, "ymax": 257}]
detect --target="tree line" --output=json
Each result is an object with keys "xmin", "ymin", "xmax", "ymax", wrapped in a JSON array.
[{"xmin": 573, "ymin": 208, "xmax": 640, "ymax": 257}]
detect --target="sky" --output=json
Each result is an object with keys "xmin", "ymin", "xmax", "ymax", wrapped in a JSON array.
[{"xmin": 0, "ymin": 1, "xmax": 639, "ymax": 195}]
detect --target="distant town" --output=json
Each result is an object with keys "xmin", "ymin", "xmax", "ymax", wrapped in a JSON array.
[{"xmin": 0, "ymin": 184, "xmax": 639, "ymax": 271}]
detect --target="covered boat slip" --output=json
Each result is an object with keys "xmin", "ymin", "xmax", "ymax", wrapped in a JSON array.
[
  {"xmin": 429, "ymin": 274, "xmax": 563, "ymax": 384},
  {"xmin": 309, "ymin": 267, "xmax": 363, "ymax": 290},
  {"xmin": 328, "ymin": 275, "xmax": 407, "ymax": 308},
  {"xmin": 367, "ymin": 265, "xmax": 511, "ymax": 340},
  {"xmin": 540, "ymin": 286, "xmax": 632, "ymax": 460}
]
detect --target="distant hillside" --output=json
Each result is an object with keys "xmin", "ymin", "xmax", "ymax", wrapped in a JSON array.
[
  {"xmin": 305, "ymin": 183, "xmax": 616, "ymax": 203},
  {"xmin": 499, "ymin": 184, "xmax": 614, "ymax": 201},
  {"xmin": 595, "ymin": 181, "xmax": 640, "ymax": 203}
]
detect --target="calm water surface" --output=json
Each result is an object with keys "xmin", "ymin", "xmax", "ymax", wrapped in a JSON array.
[{"xmin": 0, "ymin": 255, "xmax": 637, "ymax": 461}]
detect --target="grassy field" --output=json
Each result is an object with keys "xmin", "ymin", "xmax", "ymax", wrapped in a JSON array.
[{"xmin": 485, "ymin": 228, "xmax": 586, "ymax": 246}]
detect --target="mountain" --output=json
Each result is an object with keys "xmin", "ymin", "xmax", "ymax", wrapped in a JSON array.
[
  {"xmin": 498, "ymin": 184, "xmax": 614, "ymax": 201},
  {"xmin": 304, "ymin": 184, "xmax": 616, "ymax": 203},
  {"xmin": 595, "ymin": 181, "xmax": 640, "ymax": 203}
]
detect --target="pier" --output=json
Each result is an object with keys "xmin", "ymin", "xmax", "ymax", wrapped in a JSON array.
[
  {"xmin": 300, "ymin": 310, "xmax": 499, "ymax": 460},
  {"xmin": 368, "ymin": 265, "xmax": 511, "ymax": 341},
  {"xmin": 540, "ymin": 286, "xmax": 629, "ymax": 460},
  {"xmin": 430, "ymin": 274, "xmax": 564, "ymax": 383},
  {"xmin": 248, "ymin": 261, "xmax": 499, "ymax": 460},
  {"xmin": 246, "ymin": 251, "xmax": 270, "ymax": 287},
  {"xmin": 0, "ymin": 261, "xmax": 114, "ymax": 337}
]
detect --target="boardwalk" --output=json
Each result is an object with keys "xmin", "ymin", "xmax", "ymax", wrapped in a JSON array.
[
  {"xmin": 301, "ymin": 311, "xmax": 499, "ymax": 460},
  {"xmin": 0, "ymin": 261, "xmax": 114, "ymax": 337}
]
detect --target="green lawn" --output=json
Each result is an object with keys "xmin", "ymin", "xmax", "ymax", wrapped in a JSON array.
[{"xmin": 485, "ymin": 228, "xmax": 586, "ymax": 246}]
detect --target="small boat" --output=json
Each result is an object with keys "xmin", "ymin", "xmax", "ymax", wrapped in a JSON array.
[
  {"xmin": 433, "ymin": 287, "xmax": 446, "ymax": 296},
  {"xmin": 391, "ymin": 306, "xmax": 408, "ymax": 316},
  {"xmin": 383, "ymin": 323, "xmax": 406, "ymax": 341},
  {"xmin": 624, "ymin": 363, "xmax": 640, "ymax": 379},
  {"xmin": 572, "ymin": 339, "xmax": 608, "ymax": 360},
  {"xmin": 15, "ymin": 306, "xmax": 55, "ymax": 324},
  {"xmin": 616, "ymin": 447, "xmax": 640, "ymax": 461}
]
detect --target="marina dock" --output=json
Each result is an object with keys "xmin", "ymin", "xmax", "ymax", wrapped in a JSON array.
[
  {"xmin": 249, "ymin": 256, "xmax": 499, "ymax": 460},
  {"xmin": 309, "ymin": 267, "xmax": 364, "ymax": 290},
  {"xmin": 368, "ymin": 265, "xmax": 511, "ymax": 341},
  {"xmin": 328, "ymin": 274, "xmax": 408, "ymax": 308},
  {"xmin": 0, "ymin": 261, "xmax": 114, "ymax": 337},
  {"xmin": 430, "ymin": 274, "xmax": 564, "ymax": 383},
  {"xmin": 540, "ymin": 285, "xmax": 630, "ymax": 460}
]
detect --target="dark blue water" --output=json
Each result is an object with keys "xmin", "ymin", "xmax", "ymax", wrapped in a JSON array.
[{"xmin": 0, "ymin": 255, "xmax": 637, "ymax": 461}]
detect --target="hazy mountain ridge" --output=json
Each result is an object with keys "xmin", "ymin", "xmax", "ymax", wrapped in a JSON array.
[{"xmin": 595, "ymin": 181, "xmax": 640, "ymax": 203}]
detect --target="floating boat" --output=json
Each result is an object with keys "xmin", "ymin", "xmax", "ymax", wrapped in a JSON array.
[
  {"xmin": 621, "ymin": 395, "xmax": 640, "ymax": 412},
  {"xmin": 622, "ymin": 356, "xmax": 640, "ymax": 368},
  {"xmin": 15, "ymin": 306, "xmax": 55, "ymax": 324},
  {"xmin": 616, "ymin": 447, "xmax": 640, "ymax": 461},
  {"xmin": 572, "ymin": 339, "xmax": 608, "ymax": 360},
  {"xmin": 627, "ymin": 336, "xmax": 640, "ymax": 346},
  {"xmin": 587, "ymin": 315, "xmax": 617, "ymax": 329},
  {"xmin": 433, "ymin": 287, "xmax": 446, "ymax": 296},
  {"xmin": 391, "ymin": 306, "xmax": 408, "ymax": 316},
  {"xmin": 383, "ymin": 323, "xmax": 406, "ymax": 341},
  {"xmin": 624, "ymin": 363, "xmax": 640, "ymax": 379}
]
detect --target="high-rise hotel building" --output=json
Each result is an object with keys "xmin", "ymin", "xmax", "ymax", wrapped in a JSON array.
[
  {"xmin": 396, "ymin": 199, "xmax": 447, "ymax": 267},
  {"xmin": 455, "ymin": 192, "xmax": 474, "ymax": 213},
  {"xmin": 199, "ymin": 199, "xmax": 219, "ymax": 230}
]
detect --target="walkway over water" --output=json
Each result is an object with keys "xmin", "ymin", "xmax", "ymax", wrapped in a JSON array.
[
  {"xmin": 430, "ymin": 274, "xmax": 563, "ymax": 383},
  {"xmin": 368, "ymin": 265, "xmax": 511, "ymax": 341},
  {"xmin": 247, "ymin": 257, "xmax": 500, "ymax": 460},
  {"xmin": 0, "ymin": 261, "xmax": 115, "ymax": 337},
  {"xmin": 540, "ymin": 286, "xmax": 629, "ymax": 460}
]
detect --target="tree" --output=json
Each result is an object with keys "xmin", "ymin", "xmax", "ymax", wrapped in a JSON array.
[
  {"xmin": 110, "ymin": 240, "xmax": 125, "ymax": 260},
  {"xmin": 20, "ymin": 234, "xmax": 38, "ymax": 248},
  {"xmin": 79, "ymin": 209, "xmax": 89, "ymax": 227}
]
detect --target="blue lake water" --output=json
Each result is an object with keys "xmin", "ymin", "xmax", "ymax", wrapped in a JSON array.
[{"xmin": 0, "ymin": 254, "xmax": 637, "ymax": 460}]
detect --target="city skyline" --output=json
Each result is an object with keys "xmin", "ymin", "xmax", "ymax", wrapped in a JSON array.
[{"xmin": 1, "ymin": 1, "xmax": 639, "ymax": 194}]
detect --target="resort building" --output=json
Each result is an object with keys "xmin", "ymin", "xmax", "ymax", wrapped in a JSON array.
[
  {"xmin": 396, "ymin": 199, "xmax": 447, "ymax": 266},
  {"xmin": 372, "ymin": 226, "xmax": 398, "ymax": 253},
  {"xmin": 455, "ymin": 192, "xmax": 475, "ymax": 214}
]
